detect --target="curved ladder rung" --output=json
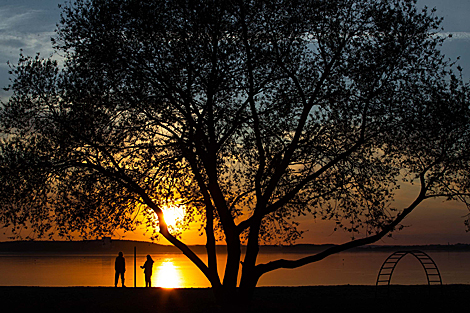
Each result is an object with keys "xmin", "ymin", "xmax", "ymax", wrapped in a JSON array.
[{"xmin": 376, "ymin": 250, "xmax": 443, "ymax": 288}]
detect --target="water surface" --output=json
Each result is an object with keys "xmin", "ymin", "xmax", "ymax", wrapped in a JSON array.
[{"xmin": 1, "ymin": 251, "xmax": 469, "ymax": 287}]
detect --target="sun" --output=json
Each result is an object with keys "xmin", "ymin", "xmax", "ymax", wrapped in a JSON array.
[
  {"xmin": 161, "ymin": 205, "xmax": 186, "ymax": 229},
  {"xmin": 154, "ymin": 260, "xmax": 181, "ymax": 288}
]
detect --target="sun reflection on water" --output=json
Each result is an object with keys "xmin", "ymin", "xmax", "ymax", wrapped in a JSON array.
[{"xmin": 154, "ymin": 260, "xmax": 181, "ymax": 288}]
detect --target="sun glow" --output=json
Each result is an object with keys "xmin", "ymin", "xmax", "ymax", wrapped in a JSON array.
[
  {"xmin": 154, "ymin": 260, "xmax": 181, "ymax": 288},
  {"xmin": 161, "ymin": 205, "xmax": 186, "ymax": 229}
]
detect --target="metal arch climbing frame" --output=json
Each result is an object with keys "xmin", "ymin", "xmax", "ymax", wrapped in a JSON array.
[{"xmin": 376, "ymin": 250, "xmax": 442, "ymax": 287}]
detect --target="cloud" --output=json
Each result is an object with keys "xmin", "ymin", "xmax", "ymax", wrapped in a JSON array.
[
  {"xmin": 439, "ymin": 32, "xmax": 470, "ymax": 41},
  {"xmin": 0, "ymin": 32, "xmax": 55, "ymax": 57},
  {"xmin": 0, "ymin": 5, "xmax": 58, "ymax": 100},
  {"xmin": 0, "ymin": 5, "xmax": 57, "ymax": 32},
  {"xmin": 0, "ymin": 10, "xmax": 42, "ymax": 31},
  {"xmin": 0, "ymin": 30, "xmax": 55, "ymax": 101},
  {"xmin": 0, "ymin": 5, "xmax": 57, "ymax": 53}
]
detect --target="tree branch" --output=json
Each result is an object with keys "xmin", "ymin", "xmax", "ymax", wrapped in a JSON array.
[
  {"xmin": 254, "ymin": 171, "xmax": 429, "ymax": 277},
  {"xmin": 237, "ymin": 134, "xmax": 365, "ymax": 233}
]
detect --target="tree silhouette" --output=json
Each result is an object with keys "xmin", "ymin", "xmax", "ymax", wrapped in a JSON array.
[{"xmin": 1, "ymin": 0, "xmax": 470, "ymax": 307}]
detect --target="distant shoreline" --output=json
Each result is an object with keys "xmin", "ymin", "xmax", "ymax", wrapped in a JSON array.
[
  {"xmin": 2, "ymin": 285, "xmax": 470, "ymax": 313},
  {"xmin": 1, "ymin": 239, "xmax": 470, "ymax": 254}
]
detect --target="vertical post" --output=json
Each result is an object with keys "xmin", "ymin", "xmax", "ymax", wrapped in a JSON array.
[{"xmin": 134, "ymin": 246, "xmax": 137, "ymax": 288}]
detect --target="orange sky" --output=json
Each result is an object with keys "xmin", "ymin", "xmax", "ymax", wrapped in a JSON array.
[
  {"xmin": 3, "ymin": 181, "xmax": 468, "ymax": 246},
  {"xmin": 1, "ymin": 0, "xmax": 470, "ymax": 247},
  {"xmin": 116, "ymin": 193, "xmax": 470, "ymax": 247}
]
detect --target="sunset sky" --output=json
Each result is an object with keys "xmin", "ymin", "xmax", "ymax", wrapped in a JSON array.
[{"xmin": 1, "ymin": 0, "xmax": 470, "ymax": 246}]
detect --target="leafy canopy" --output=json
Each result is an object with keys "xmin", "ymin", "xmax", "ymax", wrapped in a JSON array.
[{"xmin": 1, "ymin": 0, "xmax": 470, "ymax": 297}]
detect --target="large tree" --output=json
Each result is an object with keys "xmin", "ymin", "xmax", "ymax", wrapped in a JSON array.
[{"xmin": 1, "ymin": 0, "xmax": 470, "ymax": 307}]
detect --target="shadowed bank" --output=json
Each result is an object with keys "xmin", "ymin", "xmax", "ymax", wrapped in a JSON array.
[{"xmin": 1, "ymin": 285, "xmax": 469, "ymax": 313}]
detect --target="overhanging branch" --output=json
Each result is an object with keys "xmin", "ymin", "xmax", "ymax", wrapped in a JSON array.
[{"xmin": 254, "ymin": 172, "xmax": 428, "ymax": 277}]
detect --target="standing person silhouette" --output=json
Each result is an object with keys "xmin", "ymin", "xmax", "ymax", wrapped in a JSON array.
[
  {"xmin": 114, "ymin": 251, "xmax": 126, "ymax": 287},
  {"xmin": 141, "ymin": 255, "xmax": 154, "ymax": 287}
]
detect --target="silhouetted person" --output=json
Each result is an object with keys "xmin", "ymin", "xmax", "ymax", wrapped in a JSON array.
[
  {"xmin": 140, "ymin": 254, "xmax": 154, "ymax": 287},
  {"xmin": 115, "ymin": 251, "xmax": 126, "ymax": 287}
]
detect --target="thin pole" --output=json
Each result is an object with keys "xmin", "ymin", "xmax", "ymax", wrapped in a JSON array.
[{"xmin": 134, "ymin": 246, "xmax": 137, "ymax": 287}]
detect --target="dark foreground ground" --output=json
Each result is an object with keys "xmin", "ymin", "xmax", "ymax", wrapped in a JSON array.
[{"xmin": 1, "ymin": 285, "xmax": 468, "ymax": 313}]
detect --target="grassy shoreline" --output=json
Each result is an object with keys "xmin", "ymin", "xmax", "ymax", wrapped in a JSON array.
[{"xmin": 2, "ymin": 285, "xmax": 468, "ymax": 313}]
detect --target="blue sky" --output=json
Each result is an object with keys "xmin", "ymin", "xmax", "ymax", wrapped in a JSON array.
[{"xmin": 0, "ymin": 0, "xmax": 469, "ymax": 245}]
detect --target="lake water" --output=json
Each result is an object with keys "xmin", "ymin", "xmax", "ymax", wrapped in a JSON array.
[{"xmin": 1, "ymin": 251, "xmax": 469, "ymax": 287}]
